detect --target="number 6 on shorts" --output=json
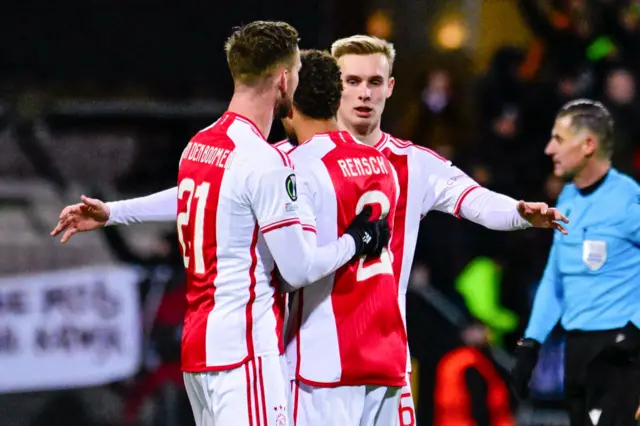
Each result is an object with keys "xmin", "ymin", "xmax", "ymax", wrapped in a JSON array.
[{"xmin": 397, "ymin": 391, "xmax": 415, "ymax": 426}]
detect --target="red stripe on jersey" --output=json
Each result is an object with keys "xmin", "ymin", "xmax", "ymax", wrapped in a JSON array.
[
  {"xmin": 301, "ymin": 224, "xmax": 317, "ymax": 234},
  {"xmin": 270, "ymin": 269, "xmax": 285, "ymax": 354},
  {"xmin": 233, "ymin": 114, "xmax": 266, "ymax": 140},
  {"xmin": 245, "ymin": 363, "xmax": 254, "ymax": 426},
  {"xmin": 292, "ymin": 380, "xmax": 300, "ymax": 426},
  {"xmin": 246, "ymin": 225, "xmax": 260, "ymax": 358},
  {"xmin": 258, "ymin": 357, "xmax": 268, "ymax": 426},
  {"xmin": 388, "ymin": 136, "xmax": 411, "ymax": 148},
  {"xmin": 379, "ymin": 146, "xmax": 410, "ymax": 292},
  {"xmin": 251, "ymin": 359, "xmax": 261, "ymax": 426},
  {"xmin": 270, "ymin": 144, "xmax": 293, "ymax": 168},
  {"xmin": 261, "ymin": 218, "xmax": 301, "ymax": 233},
  {"xmin": 412, "ymin": 145, "xmax": 447, "ymax": 162},
  {"xmin": 293, "ymin": 290, "xmax": 304, "ymax": 423},
  {"xmin": 389, "ymin": 136, "xmax": 447, "ymax": 163},
  {"xmin": 373, "ymin": 132, "xmax": 388, "ymax": 150},
  {"xmin": 453, "ymin": 185, "xmax": 481, "ymax": 218}
]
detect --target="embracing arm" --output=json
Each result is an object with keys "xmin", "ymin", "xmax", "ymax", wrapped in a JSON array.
[{"xmin": 251, "ymin": 166, "xmax": 356, "ymax": 289}]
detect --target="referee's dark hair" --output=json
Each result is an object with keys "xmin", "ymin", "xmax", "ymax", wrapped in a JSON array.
[
  {"xmin": 557, "ymin": 99, "xmax": 615, "ymax": 157},
  {"xmin": 293, "ymin": 49, "xmax": 343, "ymax": 120}
]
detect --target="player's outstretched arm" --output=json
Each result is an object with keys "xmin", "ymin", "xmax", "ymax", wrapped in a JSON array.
[
  {"xmin": 51, "ymin": 187, "xmax": 178, "ymax": 243},
  {"xmin": 414, "ymin": 146, "xmax": 568, "ymax": 232},
  {"xmin": 460, "ymin": 189, "xmax": 569, "ymax": 233}
]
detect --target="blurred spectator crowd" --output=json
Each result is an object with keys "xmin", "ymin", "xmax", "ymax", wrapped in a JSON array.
[{"xmin": 402, "ymin": 0, "xmax": 640, "ymax": 354}]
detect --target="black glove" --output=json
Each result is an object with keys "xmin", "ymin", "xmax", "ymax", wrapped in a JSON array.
[
  {"xmin": 345, "ymin": 206, "xmax": 391, "ymax": 257},
  {"xmin": 604, "ymin": 321, "xmax": 640, "ymax": 365},
  {"xmin": 511, "ymin": 337, "xmax": 541, "ymax": 399}
]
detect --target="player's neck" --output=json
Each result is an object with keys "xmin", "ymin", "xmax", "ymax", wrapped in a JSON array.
[
  {"xmin": 297, "ymin": 118, "xmax": 339, "ymax": 145},
  {"xmin": 227, "ymin": 89, "xmax": 275, "ymax": 139},
  {"xmin": 573, "ymin": 158, "xmax": 611, "ymax": 189},
  {"xmin": 337, "ymin": 117, "xmax": 383, "ymax": 146}
]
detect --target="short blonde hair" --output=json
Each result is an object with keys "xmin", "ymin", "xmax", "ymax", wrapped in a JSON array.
[{"xmin": 330, "ymin": 35, "xmax": 396, "ymax": 76}]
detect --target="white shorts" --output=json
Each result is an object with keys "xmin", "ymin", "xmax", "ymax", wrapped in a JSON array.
[
  {"xmin": 184, "ymin": 355, "xmax": 288, "ymax": 426},
  {"xmin": 396, "ymin": 374, "xmax": 416, "ymax": 426},
  {"xmin": 290, "ymin": 380, "xmax": 401, "ymax": 426}
]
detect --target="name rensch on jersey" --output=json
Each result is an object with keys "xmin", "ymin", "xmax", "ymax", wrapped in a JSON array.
[
  {"xmin": 180, "ymin": 142, "xmax": 235, "ymax": 169},
  {"xmin": 337, "ymin": 156, "xmax": 389, "ymax": 178}
]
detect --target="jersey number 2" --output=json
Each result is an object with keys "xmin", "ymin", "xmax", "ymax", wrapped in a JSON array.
[
  {"xmin": 355, "ymin": 190, "xmax": 394, "ymax": 281},
  {"xmin": 177, "ymin": 178, "xmax": 210, "ymax": 274}
]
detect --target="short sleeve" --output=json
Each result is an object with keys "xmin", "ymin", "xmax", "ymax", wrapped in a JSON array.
[
  {"xmin": 415, "ymin": 147, "xmax": 480, "ymax": 216},
  {"xmin": 250, "ymin": 164, "xmax": 302, "ymax": 234},
  {"xmin": 623, "ymin": 196, "xmax": 640, "ymax": 245}
]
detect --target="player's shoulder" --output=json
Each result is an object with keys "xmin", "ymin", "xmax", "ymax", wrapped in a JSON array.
[
  {"xmin": 232, "ymin": 133, "xmax": 293, "ymax": 172},
  {"xmin": 203, "ymin": 113, "xmax": 292, "ymax": 169},
  {"xmin": 382, "ymin": 133, "xmax": 450, "ymax": 164},
  {"xmin": 290, "ymin": 132, "xmax": 339, "ymax": 158},
  {"xmin": 273, "ymin": 139, "xmax": 295, "ymax": 154},
  {"xmin": 287, "ymin": 134, "xmax": 337, "ymax": 180}
]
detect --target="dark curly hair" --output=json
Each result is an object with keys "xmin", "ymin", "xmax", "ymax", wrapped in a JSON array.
[
  {"xmin": 294, "ymin": 49, "xmax": 343, "ymax": 120},
  {"xmin": 225, "ymin": 21, "xmax": 299, "ymax": 85}
]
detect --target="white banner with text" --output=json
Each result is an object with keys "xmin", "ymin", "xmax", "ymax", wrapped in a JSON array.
[{"xmin": 0, "ymin": 265, "xmax": 142, "ymax": 393}]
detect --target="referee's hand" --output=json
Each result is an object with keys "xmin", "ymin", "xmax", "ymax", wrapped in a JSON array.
[{"xmin": 511, "ymin": 337, "xmax": 541, "ymax": 399}]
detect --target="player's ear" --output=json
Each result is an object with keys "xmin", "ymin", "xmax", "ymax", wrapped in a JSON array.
[
  {"xmin": 386, "ymin": 76, "xmax": 395, "ymax": 99},
  {"xmin": 277, "ymin": 69, "xmax": 288, "ymax": 97}
]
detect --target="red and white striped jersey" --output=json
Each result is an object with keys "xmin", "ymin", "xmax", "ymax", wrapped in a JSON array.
[
  {"xmin": 285, "ymin": 131, "xmax": 407, "ymax": 387},
  {"xmin": 177, "ymin": 112, "xmax": 296, "ymax": 372},
  {"xmin": 374, "ymin": 132, "xmax": 479, "ymax": 372}
]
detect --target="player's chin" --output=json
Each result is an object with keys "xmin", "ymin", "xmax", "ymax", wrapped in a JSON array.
[{"xmin": 351, "ymin": 113, "xmax": 377, "ymax": 126}]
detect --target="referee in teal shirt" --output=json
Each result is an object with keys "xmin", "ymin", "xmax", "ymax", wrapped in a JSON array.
[{"xmin": 512, "ymin": 100, "xmax": 640, "ymax": 426}]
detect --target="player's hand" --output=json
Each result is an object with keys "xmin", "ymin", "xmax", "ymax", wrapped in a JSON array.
[
  {"xmin": 517, "ymin": 200, "xmax": 569, "ymax": 234},
  {"xmin": 345, "ymin": 206, "xmax": 391, "ymax": 258},
  {"xmin": 635, "ymin": 402, "xmax": 640, "ymax": 420},
  {"xmin": 511, "ymin": 337, "xmax": 541, "ymax": 399},
  {"xmin": 50, "ymin": 195, "xmax": 110, "ymax": 243}
]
